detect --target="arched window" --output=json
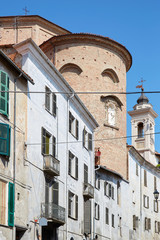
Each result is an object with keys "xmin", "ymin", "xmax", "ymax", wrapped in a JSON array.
[{"xmin": 138, "ymin": 122, "xmax": 144, "ymax": 138}]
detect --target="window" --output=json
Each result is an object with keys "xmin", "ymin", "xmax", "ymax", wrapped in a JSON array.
[
  {"xmin": 112, "ymin": 214, "xmax": 115, "ymax": 227},
  {"xmin": 95, "ymin": 174, "xmax": 100, "ymax": 190},
  {"xmin": 145, "ymin": 218, "xmax": 151, "ymax": 230},
  {"xmin": 138, "ymin": 122, "xmax": 144, "ymax": 138},
  {"xmin": 45, "ymin": 177, "xmax": 59, "ymax": 205},
  {"xmin": 95, "ymin": 203, "xmax": 100, "ymax": 220},
  {"xmin": 82, "ymin": 127, "xmax": 92, "ymax": 150},
  {"xmin": 133, "ymin": 215, "xmax": 139, "ymax": 230},
  {"xmin": 154, "ymin": 200, "xmax": 158, "ymax": 213},
  {"xmin": 105, "ymin": 207, "xmax": 109, "ymax": 225},
  {"xmin": 155, "ymin": 221, "xmax": 160, "ymax": 233},
  {"xmin": 69, "ymin": 111, "xmax": 79, "ymax": 139},
  {"xmin": 68, "ymin": 191, "xmax": 78, "ymax": 220},
  {"xmin": 144, "ymin": 170, "xmax": 147, "ymax": 187},
  {"xmin": 68, "ymin": 151, "xmax": 78, "ymax": 180},
  {"xmin": 41, "ymin": 127, "xmax": 56, "ymax": 157},
  {"xmin": 0, "ymin": 123, "xmax": 10, "ymax": 157},
  {"xmin": 0, "ymin": 71, "xmax": 9, "ymax": 117},
  {"xmin": 84, "ymin": 164, "xmax": 88, "ymax": 184},
  {"xmin": 143, "ymin": 195, "xmax": 149, "ymax": 208},
  {"xmin": 136, "ymin": 163, "xmax": 139, "ymax": 176},
  {"xmin": 45, "ymin": 86, "xmax": 57, "ymax": 116},
  {"xmin": 104, "ymin": 181, "xmax": 114, "ymax": 199}
]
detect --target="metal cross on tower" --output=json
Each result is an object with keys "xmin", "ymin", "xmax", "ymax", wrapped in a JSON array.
[{"xmin": 23, "ymin": 6, "xmax": 30, "ymax": 15}]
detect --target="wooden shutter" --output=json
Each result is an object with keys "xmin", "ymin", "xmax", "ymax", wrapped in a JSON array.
[
  {"xmin": 75, "ymin": 157, "xmax": 78, "ymax": 179},
  {"xmin": 45, "ymin": 178, "xmax": 50, "ymax": 203},
  {"xmin": 144, "ymin": 170, "xmax": 147, "ymax": 187},
  {"xmin": 147, "ymin": 196, "xmax": 149, "ymax": 208},
  {"xmin": 45, "ymin": 86, "xmax": 50, "ymax": 111},
  {"xmin": 84, "ymin": 164, "xmax": 88, "ymax": 183},
  {"xmin": 76, "ymin": 119, "xmax": 79, "ymax": 140},
  {"xmin": 158, "ymin": 222, "xmax": 160, "ymax": 233},
  {"xmin": 82, "ymin": 128, "xmax": 85, "ymax": 147},
  {"xmin": 133, "ymin": 215, "xmax": 136, "ymax": 230},
  {"xmin": 41, "ymin": 128, "xmax": 46, "ymax": 154},
  {"xmin": 145, "ymin": 217, "xmax": 147, "ymax": 230},
  {"xmin": 0, "ymin": 123, "xmax": 10, "ymax": 156},
  {"xmin": 68, "ymin": 151, "xmax": 72, "ymax": 175},
  {"xmin": 148, "ymin": 218, "xmax": 151, "ymax": 230},
  {"xmin": 104, "ymin": 181, "xmax": 106, "ymax": 195},
  {"xmin": 69, "ymin": 112, "xmax": 72, "ymax": 133},
  {"xmin": 88, "ymin": 133, "xmax": 92, "ymax": 151},
  {"xmin": 109, "ymin": 184, "xmax": 112, "ymax": 197},
  {"xmin": 112, "ymin": 214, "xmax": 114, "ymax": 227},
  {"xmin": 68, "ymin": 191, "xmax": 72, "ymax": 217},
  {"xmin": 112, "ymin": 186, "xmax": 114, "ymax": 200},
  {"xmin": 98, "ymin": 178, "xmax": 100, "ymax": 189},
  {"xmin": 0, "ymin": 180, "xmax": 6, "ymax": 225},
  {"xmin": 106, "ymin": 208, "xmax": 109, "ymax": 224},
  {"xmin": 154, "ymin": 176, "xmax": 157, "ymax": 191},
  {"xmin": 8, "ymin": 182, "xmax": 14, "ymax": 227},
  {"xmin": 52, "ymin": 136, "xmax": 56, "ymax": 158},
  {"xmin": 75, "ymin": 195, "xmax": 78, "ymax": 220},
  {"xmin": 0, "ymin": 71, "xmax": 9, "ymax": 117},
  {"xmin": 52, "ymin": 181, "xmax": 59, "ymax": 205},
  {"xmin": 52, "ymin": 93, "xmax": 57, "ymax": 116},
  {"xmin": 84, "ymin": 200, "xmax": 91, "ymax": 234}
]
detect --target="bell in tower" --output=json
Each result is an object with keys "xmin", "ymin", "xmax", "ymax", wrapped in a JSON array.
[{"xmin": 128, "ymin": 88, "xmax": 158, "ymax": 165}]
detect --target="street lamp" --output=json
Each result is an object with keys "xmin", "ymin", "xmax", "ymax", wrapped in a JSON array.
[{"xmin": 153, "ymin": 189, "xmax": 159, "ymax": 201}]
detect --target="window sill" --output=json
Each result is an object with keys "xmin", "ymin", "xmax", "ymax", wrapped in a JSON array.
[
  {"xmin": 45, "ymin": 107, "xmax": 56, "ymax": 118},
  {"xmin": 68, "ymin": 215, "xmax": 78, "ymax": 221},
  {"xmin": 68, "ymin": 174, "xmax": 78, "ymax": 181},
  {"xmin": 104, "ymin": 123, "xmax": 119, "ymax": 130},
  {"xmin": 69, "ymin": 131, "xmax": 78, "ymax": 140}
]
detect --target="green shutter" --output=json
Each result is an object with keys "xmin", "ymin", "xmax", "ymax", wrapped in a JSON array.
[
  {"xmin": 8, "ymin": 182, "xmax": 14, "ymax": 227},
  {"xmin": 0, "ymin": 123, "xmax": 10, "ymax": 156},
  {"xmin": 0, "ymin": 71, "xmax": 9, "ymax": 117}
]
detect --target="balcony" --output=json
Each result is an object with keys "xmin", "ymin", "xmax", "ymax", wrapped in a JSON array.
[
  {"xmin": 83, "ymin": 183, "xmax": 94, "ymax": 199},
  {"xmin": 41, "ymin": 202, "xmax": 65, "ymax": 225},
  {"xmin": 43, "ymin": 155, "xmax": 60, "ymax": 176}
]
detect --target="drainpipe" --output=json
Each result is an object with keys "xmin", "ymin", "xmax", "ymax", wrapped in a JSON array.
[
  {"xmin": 65, "ymin": 93, "xmax": 74, "ymax": 240},
  {"xmin": 139, "ymin": 163, "xmax": 143, "ymax": 240},
  {"xmin": 12, "ymin": 73, "xmax": 22, "ymax": 240}
]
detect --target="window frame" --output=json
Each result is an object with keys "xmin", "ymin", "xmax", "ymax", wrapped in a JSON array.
[
  {"xmin": 68, "ymin": 190, "xmax": 78, "ymax": 220},
  {"xmin": 82, "ymin": 127, "xmax": 92, "ymax": 151},
  {"xmin": 69, "ymin": 111, "xmax": 79, "ymax": 140},
  {"xmin": 45, "ymin": 86, "xmax": 57, "ymax": 117},
  {"xmin": 41, "ymin": 127, "xmax": 56, "ymax": 157},
  {"xmin": 95, "ymin": 203, "xmax": 100, "ymax": 220},
  {"xmin": 68, "ymin": 151, "xmax": 78, "ymax": 180}
]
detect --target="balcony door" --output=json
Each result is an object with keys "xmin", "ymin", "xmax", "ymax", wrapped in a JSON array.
[
  {"xmin": 45, "ymin": 177, "xmax": 59, "ymax": 205},
  {"xmin": 42, "ymin": 222, "xmax": 58, "ymax": 240}
]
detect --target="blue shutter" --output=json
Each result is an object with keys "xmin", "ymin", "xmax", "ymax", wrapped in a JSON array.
[
  {"xmin": 0, "ymin": 123, "xmax": 10, "ymax": 156},
  {"xmin": 8, "ymin": 182, "xmax": 14, "ymax": 227},
  {"xmin": 0, "ymin": 71, "xmax": 9, "ymax": 117}
]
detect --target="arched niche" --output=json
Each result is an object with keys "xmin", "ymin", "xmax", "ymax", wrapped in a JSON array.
[
  {"xmin": 59, "ymin": 63, "xmax": 83, "ymax": 75},
  {"xmin": 101, "ymin": 68, "xmax": 119, "ymax": 83}
]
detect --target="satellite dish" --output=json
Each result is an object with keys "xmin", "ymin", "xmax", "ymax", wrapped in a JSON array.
[{"xmin": 39, "ymin": 217, "xmax": 48, "ymax": 226}]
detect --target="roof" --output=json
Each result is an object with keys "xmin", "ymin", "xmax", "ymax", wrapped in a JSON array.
[
  {"xmin": 0, "ymin": 15, "xmax": 71, "ymax": 35},
  {"xmin": 40, "ymin": 33, "xmax": 132, "ymax": 72},
  {"xmin": 0, "ymin": 50, "xmax": 34, "ymax": 84},
  {"xmin": 96, "ymin": 165, "xmax": 123, "ymax": 179}
]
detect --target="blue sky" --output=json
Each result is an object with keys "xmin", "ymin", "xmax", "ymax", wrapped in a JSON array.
[{"xmin": 1, "ymin": 0, "xmax": 160, "ymax": 151}]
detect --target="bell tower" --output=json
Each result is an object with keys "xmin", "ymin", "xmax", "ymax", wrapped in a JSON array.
[{"xmin": 128, "ymin": 89, "xmax": 158, "ymax": 165}]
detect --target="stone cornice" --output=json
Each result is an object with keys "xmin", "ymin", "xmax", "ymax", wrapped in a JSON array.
[
  {"xmin": 40, "ymin": 33, "xmax": 132, "ymax": 72},
  {"xmin": 128, "ymin": 107, "xmax": 158, "ymax": 118}
]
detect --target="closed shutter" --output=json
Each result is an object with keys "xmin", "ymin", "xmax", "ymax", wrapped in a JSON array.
[
  {"xmin": 0, "ymin": 123, "xmax": 10, "ymax": 156},
  {"xmin": 52, "ymin": 93, "xmax": 57, "ymax": 116},
  {"xmin": 8, "ymin": 182, "xmax": 14, "ymax": 227},
  {"xmin": 0, "ymin": 71, "xmax": 9, "ymax": 117},
  {"xmin": 52, "ymin": 136, "xmax": 56, "ymax": 158},
  {"xmin": 75, "ymin": 157, "xmax": 78, "ymax": 179},
  {"xmin": 75, "ymin": 195, "xmax": 78, "ymax": 219},
  {"xmin": 41, "ymin": 128, "xmax": 46, "ymax": 154},
  {"xmin": 84, "ymin": 200, "xmax": 91, "ymax": 234},
  {"xmin": 68, "ymin": 151, "xmax": 72, "ymax": 175},
  {"xmin": 69, "ymin": 112, "xmax": 72, "ymax": 133},
  {"xmin": 88, "ymin": 133, "xmax": 92, "ymax": 151},
  {"xmin": 84, "ymin": 164, "xmax": 88, "ymax": 183},
  {"xmin": 76, "ymin": 120, "xmax": 79, "ymax": 140},
  {"xmin": 52, "ymin": 181, "xmax": 59, "ymax": 205}
]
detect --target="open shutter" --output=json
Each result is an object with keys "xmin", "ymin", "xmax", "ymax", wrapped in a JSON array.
[
  {"xmin": 112, "ymin": 186, "xmax": 114, "ymax": 200},
  {"xmin": 75, "ymin": 157, "xmax": 78, "ymax": 179},
  {"xmin": 68, "ymin": 151, "xmax": 72, "ymax": 175},
  {"xmin": 0, "ymin": 123, "xmax": 10, "ymax": 156},
  {"xmin": 84, "ymin": 164, "xmax": 88, "ymax": 184},
  {"xmin": 148, "ymin": 218, "xmax": 151, "ymax": 230},
  {"xmin": 45, "ymin": 178, "xmax": 50, "ymax": 204},
  {"xmin": 8, "ymin": 182, "xmax": 14, "ymax": 227},
  {"xmin": 82, "ymin": 128, "xmax": 85, "ymax": 147},
  {"xmin": 84, "ymin": 200, "xmax": 91, "ymax": 234},
  {"xmin": 98, "ymin": 178, "xmax": 100, "ymax": 189},
  {"xmin": 41, "ymin": 128, "xmax": 46, "ymax": 154},
  {"xmin": 69, "ymin": 112, "xmax": 72, "ymax": 133},
  {"xmin": 52, "ymin": 93, "xmax": 57, "ymax": 116},
  {"xmin": 52, "ymin": 135, "xmax": 56, "ymax": 158},
  {"xmin": 145, "ymin": 217, "xmax": 147, "ymax": 230},
  {"xmin": 104, "ymin": 181, "xmax": 106, "ymax": 195},
  {"xmin": 98, "ymin": 204, "xmax": 100, "ymax": 220},
  {"xmin": 76, "ymin": 120, "xmax": 79, "ymax": 140},
  {"xmin": 109, "ymin": 184, "xmax": 112, "ymax": 197},
  {"xmin": 106, "ymin": 208, "xmax": 109, "ymax": 224},
  {"xmin": 0, "ymin": 71, "xmax": 9, "ymax": 117},
  {"xmin": 88, "ymin": 133, "xmax": 92, "ymax": 151},
  {"xmin": 45, "ymin": 86, "xmax": 51, "ymax": 111},
  {"xmin": 52, "ymin": 181, "xmax": 59, "ymax": 205},
  {"xmin": 75, "ymin": 195, "xmax": 78, "ymax": 219},
  {"xmin": 68, "ymin": 191, "xmax": 71, "ymax": 217},
  {"xmin": 147, "ymin": 196, "xmax": 149, "ymax": 208}
]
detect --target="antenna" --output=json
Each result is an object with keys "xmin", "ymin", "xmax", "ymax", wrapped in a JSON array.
[{"xmin": 23, "ymin": 6, "xmax": 30, "ymax": 15}]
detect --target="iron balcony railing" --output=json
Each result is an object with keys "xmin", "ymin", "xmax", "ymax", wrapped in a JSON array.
[
  {"xmin": 41, "ymin": 202, "xmax": 65, "ymax": 225},
  {"xmin": 43, "ymin": 155, "xmax": 60, "ymax": 176},
  {"xmin": 83, "ymin": 182, "xmax": 94, "ymax": 198}
]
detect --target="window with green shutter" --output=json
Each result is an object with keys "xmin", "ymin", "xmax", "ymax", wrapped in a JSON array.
[
  {"xmin": 8, "ymin": 182, "xmax": 14, "ymax": 227},
  {"xmin": 0, "ymin": 71, "xmax": 9, "ymax": 117},
  {"xmin": 0, "ymin": 123, "xmax": 10, "ymax": 157}
]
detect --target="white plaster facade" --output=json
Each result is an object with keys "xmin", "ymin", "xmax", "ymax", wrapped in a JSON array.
[{"xmin": 14, "ymin": 39, "xmax": 98, "ymax": 240}]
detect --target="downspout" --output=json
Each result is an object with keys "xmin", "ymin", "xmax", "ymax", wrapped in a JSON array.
[
  {"xmin": 12, "ymin": 73, "xmax": 22, "ymax": 240},
  {"xmin": 140, "ymin": 162, "xmax": 143, "ymax": 240},
  {"xmin": 65, "ymin": 93, "xmax": 74, "ymax": 240}
]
